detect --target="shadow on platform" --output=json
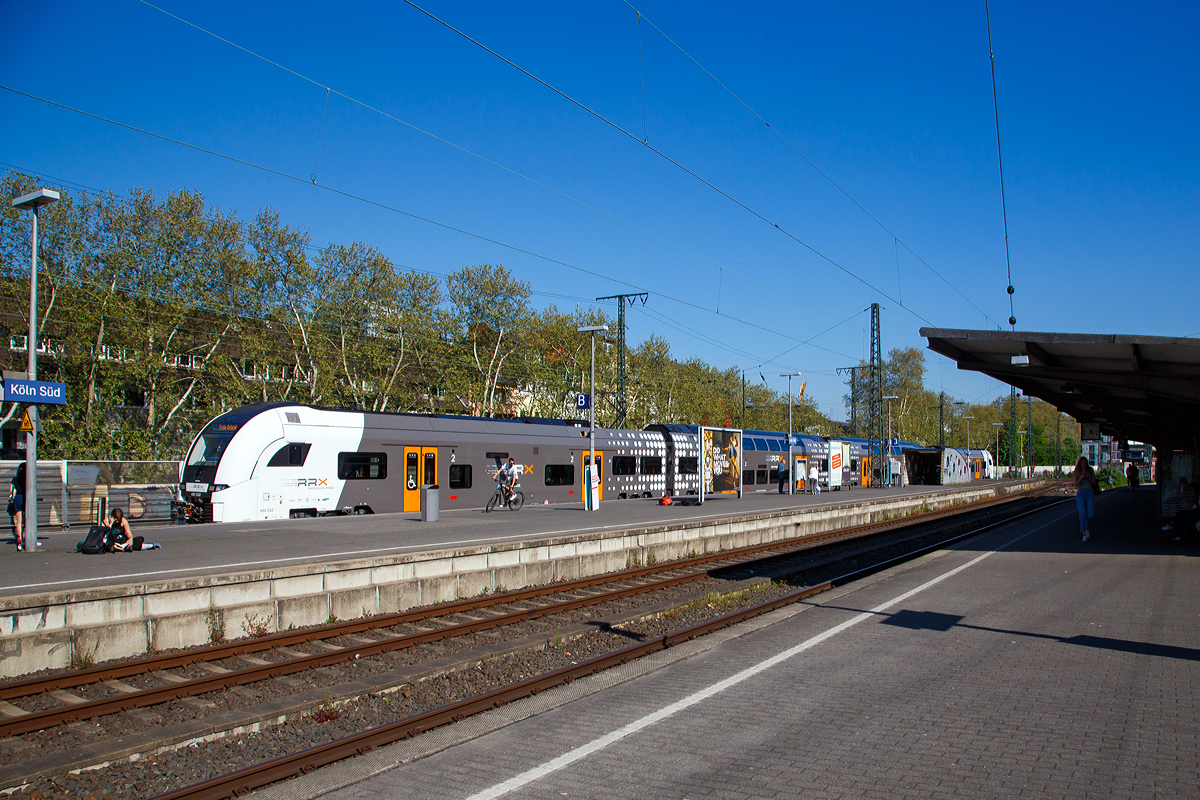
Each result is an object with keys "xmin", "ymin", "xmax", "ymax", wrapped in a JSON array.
[{"xmin": 838, "ymin": 607, "xmax": 1200, "ymax": 663}]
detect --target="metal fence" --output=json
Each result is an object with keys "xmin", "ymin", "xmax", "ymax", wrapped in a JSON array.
[{"xmin": 2, "ymin": 460, "xmax": 180, "ymax": 530}]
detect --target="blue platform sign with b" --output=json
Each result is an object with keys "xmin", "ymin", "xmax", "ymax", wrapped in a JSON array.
[
  {"xmin": 3, "ymin": 378, "xmax": 67, "ymax": 405},
  {"xmin": 576, "ymin": 393, "xmax": 591, "ymax": 411}
]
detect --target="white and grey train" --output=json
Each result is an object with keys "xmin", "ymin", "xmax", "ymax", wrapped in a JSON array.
[
  {"xmin": 178, "ymin": 402, "xmax": 989, "ymax": 523},
  {"xmin": 180, "ymin": 402, "xmax": 708, "ymax": 522}
]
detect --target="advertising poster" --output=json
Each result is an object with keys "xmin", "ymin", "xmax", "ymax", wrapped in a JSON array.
[{"xmin": 700, "ymin": 427, "xmax": 742, "ymax": 502}]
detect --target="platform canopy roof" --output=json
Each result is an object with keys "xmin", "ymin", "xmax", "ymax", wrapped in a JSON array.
[{"xmin": 920, "ymin": 328, "xmax": 1200, "ymax": 450}]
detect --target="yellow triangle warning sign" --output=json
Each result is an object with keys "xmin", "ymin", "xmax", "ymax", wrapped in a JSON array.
[{"xmin": 19, "ymin": 410, "xmax": 33, "ymax": 433}]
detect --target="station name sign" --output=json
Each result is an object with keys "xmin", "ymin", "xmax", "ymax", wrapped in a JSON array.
[{"xmin": 2, "ymin": 378, "xmax": 67, "ymax": 405}]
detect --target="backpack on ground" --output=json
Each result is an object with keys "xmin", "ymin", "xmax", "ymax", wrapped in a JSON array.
[{"xmin": 77, "ymin": 524, "xmax": 113, "ymax": 555}]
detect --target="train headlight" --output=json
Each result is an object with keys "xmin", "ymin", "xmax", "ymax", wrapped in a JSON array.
[{"xmin": 211, "ymin": 484, "xmax": 229, "ymax": 493}]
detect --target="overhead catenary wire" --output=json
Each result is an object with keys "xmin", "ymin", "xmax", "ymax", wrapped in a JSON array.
[
  {"xmin": 636, "ymin": 9, "xmax": 649, "ymax": 144},
  {"xmin": 310, "ymin": 87, "xmax": 330, "ymax": 184},
  {"xmin": 133, "ymin": 0, "xmax": 852, "ymax": 329},
  {"xmin": 0, "ymin": 148, "xmax": 845, "ymax": 366},
  {"xmin": 621, "ymin": 0, "xmax": 1001, "ymax": 330},
  {"xmin": 398, "ymin": 0, "xmax": 934, "ymax": 327},
  {"xmin": 984, "ymin": 0, "xmax": 1016, "ymax": 329},
  {"xmin": 0, "ymin": 159, "xmax": 604, "ymax": 310}
]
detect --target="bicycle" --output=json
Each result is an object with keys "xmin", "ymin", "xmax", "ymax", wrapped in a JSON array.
[{"xmin": 485, "ymin": 482, "xmax": 524, "ymax": 512}]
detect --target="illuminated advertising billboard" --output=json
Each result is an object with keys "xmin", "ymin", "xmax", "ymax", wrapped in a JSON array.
[{"xmin": 700, "ymin": 427, "xmax": 742, "ymax": 501}]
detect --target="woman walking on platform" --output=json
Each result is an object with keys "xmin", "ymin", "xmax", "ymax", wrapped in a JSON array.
[{"xmin": 1073, "ymin": 457, "xmax": 1099, "ymax": 542}]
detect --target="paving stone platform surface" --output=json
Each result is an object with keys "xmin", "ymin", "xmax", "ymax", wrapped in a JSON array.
[{"xmin": 293, "ymin": 486, "xmax": 1197, "ymax": 800}]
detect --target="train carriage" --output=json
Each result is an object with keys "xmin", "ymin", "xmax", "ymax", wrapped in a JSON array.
[
  {"xmin": 181, "ymin": 403, "xmax": 704, "ymax": 522},
  {"xmin": 180, "ymin": 403, "xmax": 997, "ymax": 523}
]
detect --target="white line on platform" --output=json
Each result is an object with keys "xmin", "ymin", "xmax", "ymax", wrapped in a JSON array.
[
  {"xmin": 0, "ymin": 503, "xmax": 829, "ymax": 593},
  {"xmin": 463, "ymin": 508, "xmax": 1074, "ymax": 800}
]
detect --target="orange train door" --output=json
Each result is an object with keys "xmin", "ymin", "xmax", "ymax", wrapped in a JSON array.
[
  {"xmin": 402, "ymin": 447, "xmax": 439, "ymax": 512},
  {"xmin": 584, "ymin": 451, "xmax": 604, "ymax": 501}
]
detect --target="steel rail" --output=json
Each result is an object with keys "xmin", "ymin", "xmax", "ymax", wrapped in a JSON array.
[
  {"xmin": 0, "ymin": 485, "xmax": 1034, "ymax": 736},
  {"xmin": 0, "ymin": 560, "xmax": 732, "ymax": 736},
  {"xmin": 1, "ymin": 486, "xmax": 1053, "ymax": 740},
  {"xmin": 0, "ymin": 484, "xmax": 1043, "ymax": 704},
  {"xmin": 150, "ymin": 495, "xmax": 1069, "ymax": 800}
]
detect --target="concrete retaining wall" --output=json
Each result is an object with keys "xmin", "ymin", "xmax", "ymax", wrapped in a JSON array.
[{"xmin": 0, "ymin": 482, "xmax": 1038, "ymax": 677}]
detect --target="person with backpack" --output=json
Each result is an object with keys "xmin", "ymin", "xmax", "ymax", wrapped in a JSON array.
[
  {"xmin": 105, "ymin": 508, "xmax": 160, "ymax": 551},
  {"xmin": 77, "ymin": 507, "xmax": 161, "ymax": 553}
]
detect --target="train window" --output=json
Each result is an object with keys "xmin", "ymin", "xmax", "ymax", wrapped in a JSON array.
[
  {"xmin": 612, "ymin": 456, "xmax": 637, "ymax": 475},
  {"xmin": 338, "ymin": 452, "xmax": 387, "ymax": 480},
  {"xmin": 766, "ymin": 440, "xmax": 781, "ymax": 452},
  {"xmin": 756, "ymin": 469, "xmax": 769, "ymax": 484},
  {"xmin": 423, "ymin": 452, "xmax": 436, "ymax": 486},
  {"xmin": 268, "ymin": 442, "xmax": 311, "ymax": 467},
  {"xmin": 639, "ymin": 456, "xmax": 663, "ymax": 475},
  {"xmin": 678, "ymin": 457, "xmax": 699, "ymax": 474},
  {"xmin": 449, "ymin": 464, "xmax": 472, "ymax": 489},
  {"xmin": 752, "ymin": 438, "xmax": 768, "ymax": 451},
  {"xmin": 743, "ymin": 439, "xmax": 757, "ymax": 451},
  {"xmin": 743, "ymin": 470, "xmax": 754, "ymax": 486},
  {"xmin": 545, "ymin": 464, "xmax": 575, "ymax": 486}
]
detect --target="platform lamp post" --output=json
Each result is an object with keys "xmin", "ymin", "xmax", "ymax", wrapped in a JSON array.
[
  {"xmin": 578, "ymin": 325, "xmax": 608, "ymax": 510},
  {"xmin": 962, "ymin": 416, "xmax": 974, "ymax": 450},
  {"xmin": 12, "ymin": 188, "xmax": 60, "ymax": 553},
  {"xmin": 883, "ymin": 395, "xmax": 898, "ymax": 486},
  {"xmin": 779, "ymin": 372, "xmax": 801, "ymax": 495},
  {"xmin": 992, "ymin": 422, "xmax": 1003, "ymax": 479}
]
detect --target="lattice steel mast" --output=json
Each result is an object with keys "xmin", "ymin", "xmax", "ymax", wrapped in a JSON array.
[
  {"xmin": 868, "ymin": 304, "xmax": 884, "ymax": 486},
  {"xmin": 595, "ymin": 293, "xmax": 648, "ymax": 428}
]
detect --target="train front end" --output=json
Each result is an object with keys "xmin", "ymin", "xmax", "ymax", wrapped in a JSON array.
[{"xmin": 180, "ymin": 404, "xmax": 286, "ymax": 522}]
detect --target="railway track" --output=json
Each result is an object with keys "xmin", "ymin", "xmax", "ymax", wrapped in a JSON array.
[
  {"xmin": 0, "ymin": 486, "xmax": 1050, "ymax": 739},
  {"xmin": 144, "ymin": 492, "xmax": 1070, "ymax": 800},
  {"xmin": 1, "ymin": 485, "xmax": 1065, "ymax": 798}
]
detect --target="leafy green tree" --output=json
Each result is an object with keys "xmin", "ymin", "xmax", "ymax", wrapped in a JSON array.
[{"xmin": 445, "ymin": 263, "xmax": 532, "ymax": 417}]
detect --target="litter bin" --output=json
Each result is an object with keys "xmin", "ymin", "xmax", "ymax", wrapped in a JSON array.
[{"xmin": 421, "ymin": 484, "xmax": 439, "ymax": 522}]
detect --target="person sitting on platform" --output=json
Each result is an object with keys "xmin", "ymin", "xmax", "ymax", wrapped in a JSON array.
[
  {"xmin": 1160, "ymin": 482, "xmax": 1200, "ymax": 543},
  {"xmin": 104, "ymin": 508, "xmax": 161, "ymax": 551}
]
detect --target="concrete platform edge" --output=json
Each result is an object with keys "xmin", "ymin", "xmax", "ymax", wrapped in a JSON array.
[{"xmin": 0, "ymin": 482, "xmax": 1039, "ymax": 677}]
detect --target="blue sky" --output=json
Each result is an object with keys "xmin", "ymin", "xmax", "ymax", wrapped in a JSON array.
[{"xmin": 2, "ymin": 1, "xmax": 1197, "ymax": 419}]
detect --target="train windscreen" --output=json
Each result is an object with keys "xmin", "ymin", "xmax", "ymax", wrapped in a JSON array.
[
  {"xmin": 182, "ymin": 406, "xmax": 274, "ymax": 485},
  {"xmin": 186, "ymin": 433, "xmax": 233, "ymax": 467}
]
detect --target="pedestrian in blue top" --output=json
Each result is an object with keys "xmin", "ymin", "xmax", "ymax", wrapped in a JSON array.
[
  {"xmin": 1073, "ymin": 456, "xmax": 1098, "ymax": 542},
  {"xmin": 777, "ymin": 460, "xmax": 787, "ymax": 494}
]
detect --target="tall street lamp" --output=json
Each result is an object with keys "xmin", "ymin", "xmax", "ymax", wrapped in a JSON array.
[
  {"xmin": 992, "ymin": 422, "xmax": 1004, "ymax": 478},
  {"xmin": 883, "ymin": 395, "xmax": 898, "ymax": 486},
  {"xmin": 779, "ymin": 372, "xmax": 801, "ymax": 495},
  {"xmin": 578, "ymin": 325, "xmax": 608, "ymax": 510},
  {"xmin": 962, "ymin": 416, "xmax": 974, "ymax": 450},
  {"xmin": 12, "ymin": 188, "xmax": 59, "ymax": 553}
]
